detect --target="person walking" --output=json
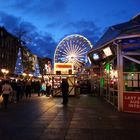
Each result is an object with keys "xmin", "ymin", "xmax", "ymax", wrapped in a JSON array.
[
  {"xmin": 35, "ymin": 81, "xmax": 41, "ymax": 96},
  {"xmin": 2, "ymin": 80, "xmax": 13, "ymax": 109},
  {"xmin": 11, "ymin": 79, "xmax": 17, "ymax": 103},
  {"xmin": 46, "ymin": 82, "xmax": 51, "ymax": 97},
  {"xmin": 61, "ymin": 78, "xmax": 69, "ymax": 105},
  {"xmin": 25, "ymin": 80, "xmax": 32, "ymax": 98},
  {"xmin": 75, "ymin": 81, "xmax": 80, "ymax": 96}
]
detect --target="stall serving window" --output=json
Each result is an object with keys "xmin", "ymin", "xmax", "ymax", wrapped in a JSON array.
[
  {"xmin": 124, "ymin": 72, "xmax": 140, "ymax": 91},
  {"xmin": 123, "ymin": 41, "xmax": 140, "ymax": 92},
  {"xmin": 123, "ymin": 59, "xmax": 140, "ymax": 92},
  {"xmin": 124, "ymin": 71, "xmax": 140, "ymax": 92},
  {"xmin": 121, "ymin": 37, "xmax": 140, "ymax": 113}
]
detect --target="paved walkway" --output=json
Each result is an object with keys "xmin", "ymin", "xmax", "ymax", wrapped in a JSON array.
[{"xmin": 0, "ymin": 94, "xmax": 140, "ymax": 140}]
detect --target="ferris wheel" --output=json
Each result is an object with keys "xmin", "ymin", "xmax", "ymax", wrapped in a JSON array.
[{"xmin": 54, "ymin": 34, "xmax": 93, "ymax": 69}]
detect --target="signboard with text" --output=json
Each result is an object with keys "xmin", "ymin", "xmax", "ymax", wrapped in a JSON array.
[
  {"xmin": 54, "ymin": 63, "xmax": 73, "ymax": 74},
  {"xmin": 123, "ymin": 92, "xmax": 140, "ymax": 113}
]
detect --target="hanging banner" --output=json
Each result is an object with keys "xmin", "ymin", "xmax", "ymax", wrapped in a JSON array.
[{"xmin": 123, "ymin": 92, "xmax": 140, "ymax": 113}]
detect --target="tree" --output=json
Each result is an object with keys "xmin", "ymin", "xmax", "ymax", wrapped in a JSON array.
[
  {"xmin": 34, "ymin": 63, "xmax": 40, "ymax": 77},
  {"xmin": 33, "ymin": 56, "xmax": 41, "ymax": 77},
  {"xmin": 14, "ymin": 48, "xmax": 23, "ymax": 75}
]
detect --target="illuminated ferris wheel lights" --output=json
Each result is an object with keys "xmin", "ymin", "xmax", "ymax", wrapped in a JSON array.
[
  {"xmin": 54, "ymin": 34, "xmax": 93, "ymax": 69},
  {"xmin": 66, "ymin": 55, "xmax": 76, "ymax": 62}
]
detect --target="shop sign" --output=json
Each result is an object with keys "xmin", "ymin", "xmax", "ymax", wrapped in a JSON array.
[
  {"xmin": 123, "ymin": 92, "xmax": 140, "ymax": 113},
  {"xmin": 54, "ymin": 63, "xmax": 73, "ymax": 74}
]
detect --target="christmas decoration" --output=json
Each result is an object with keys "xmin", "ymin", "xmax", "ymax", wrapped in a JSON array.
[
  {"xmin": 14, "ymin": 48, "xmax": 23, "ymax": 75},
  {"xmin": 33, "ymin": 56, "xmax": 40, "ymax": 77}
]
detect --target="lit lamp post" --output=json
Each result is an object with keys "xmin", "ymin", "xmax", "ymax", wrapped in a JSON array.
[
  {"xmin": 22, "ymin": 72, "xmax": 27, "ymax": 79},
  {"xmin": 29, "ymin": 74, "xmax": 33, "ymax": 80},
  {"xmin": 38, "ymin": 75, "xmax": 42, "ymax": 79},
  {"xmin": 1, "ymin": 69, "xmax": 9, "ymax": 79},
  {"xmin": 38, "ymin": 74, "xmax": 42, "ymax": 81}
]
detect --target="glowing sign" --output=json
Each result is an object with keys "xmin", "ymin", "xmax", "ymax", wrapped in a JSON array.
[
  {"xmin": 124, "ymin": 93, "xmax": 140, "ymax": 113},
  {"xmin": 54, "ymin": 63, "xmax": 73, "ymax": 74},
  {"xmin": 103, "ymin": 47, "xmax": 112, "ymax": 57},
  {"xmin": 93, "ymin": 53, "xmax": 99, "ymax": 60}
]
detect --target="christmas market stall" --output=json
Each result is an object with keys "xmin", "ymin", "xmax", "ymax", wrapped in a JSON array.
[{"xmin": 87, "ymin": 14, "xmax": 140, "ymax": 113}]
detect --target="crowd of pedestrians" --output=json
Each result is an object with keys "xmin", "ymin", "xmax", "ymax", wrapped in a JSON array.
[
  {"xmin": 0, "ymin": 79, "xmax": 52, "ymax": 110},
  {"xmin": 0, "ymin": 77, "xmax": 91, "ymax": 110}
]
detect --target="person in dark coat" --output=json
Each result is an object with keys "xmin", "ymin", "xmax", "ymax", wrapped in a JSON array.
[
  {"xmin": 35, "ymin": 81, "xmax": 41, "ymax": 96},
  {"xmin": 11, "ymin": 79, "xmax": 17, "ymax": 102},
  {"xmin": 61, "ymin": 78, "xmax": 69, "ymax": 104},
  {"xmin": 16, "ymin": 80, "xmax": 23, "ymax": 102},
  {"xmin": 46, "ymin": 82, "xmax": 51, "ymax": 96},
  {"xmin": 25, "ymin": 80, "xmax": 32, "ymax": 98}
]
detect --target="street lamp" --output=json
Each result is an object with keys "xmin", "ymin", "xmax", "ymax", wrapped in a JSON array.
[
  {"xmin": 29, "ymin": 74, "xmax": 33, "ymax": 80},
  {"xmin": 22, "ymin": 72, "xmax": 27, "ymax": 80},
  {"xmin": 38, "ymin": 75, "xmax": 42, "ymax": 78},
  {"xmin": 1, "ymin": 69, "xmax": 9, "ymax": 79},
  {"xmin": 22, "ymin": 73, "xmax": 27, "ymax": 77},
  {"xmin": 29, "ymin": 74, "xmax": 33, "ymax": 77}
]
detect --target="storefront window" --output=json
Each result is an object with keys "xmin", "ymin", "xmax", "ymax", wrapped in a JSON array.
[
  {"xmin": 124, "ymin": 59, "xmax": 140, "ymax": 92},
  {"xmin": 124, "ymin": 72, "xmax": 140, "ymax": 91}
]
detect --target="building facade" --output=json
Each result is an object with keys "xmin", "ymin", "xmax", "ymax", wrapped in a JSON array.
[
  {"xmin": 0, "ymin": 27, "xmax": 51, "ymax": 78},
  {"xmin": 0, "ymin": 27, "xmax": 20, "ymax": 77}
]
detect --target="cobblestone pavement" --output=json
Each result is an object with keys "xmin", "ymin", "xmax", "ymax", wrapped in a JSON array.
[{"xmin": 0, "ymin": 94, "xmax": 140, "ymax": 140}]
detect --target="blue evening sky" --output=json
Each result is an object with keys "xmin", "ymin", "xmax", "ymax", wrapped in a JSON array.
[{"xmin": 0, "ymin": 0, "xmax": 140, "ymax": 58}]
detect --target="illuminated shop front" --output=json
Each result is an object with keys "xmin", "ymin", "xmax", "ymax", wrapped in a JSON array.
[
  {"xmin": 54, "ymin": 63, "xmax": 74, "ymax": 75},
  {"xmin": 45, "ymin": 63, "xmax": 77, "ymax": 96},
  {"xmin": 88, "ymin": 14, "xmax": 140, "ymax": 113}
]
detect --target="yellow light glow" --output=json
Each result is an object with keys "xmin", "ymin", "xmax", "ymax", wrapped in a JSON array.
[
  {"xmin": 1, "ymin": 69, "xmax": 9, "ymax": 74},
  {"xmin": 22, "ymin": 73, "xmax": 27, "ymax": 76},
  {"xmin": 29, "ymin": 74, "xmax": 33, "ymax": 77},
  {"xmin": 38, "ymin": 75, "xmax": 42, "ymax": 78},
  {"xmin": 54, "ymin": 63, "xmax": 73, "ymax": 74},
  {"xmin": 110, "ymin": 70, "xmax": 118, "ymax": 78}
]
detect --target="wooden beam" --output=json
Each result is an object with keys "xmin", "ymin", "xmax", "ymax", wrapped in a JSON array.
[
  {"xmin": 123, "ymin": 55, "xmax": 140, "ymax": 64},
  {"xmin": 122, "ymin": 52, "xmax": 140, "ymax": 56}
]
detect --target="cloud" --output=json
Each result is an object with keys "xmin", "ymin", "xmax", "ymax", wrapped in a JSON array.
[
  {"xmin": 0, "ymin": 0, "xmax": 68, "ymax": 19},
  {"xmin": 61, "ymin": 20, "xmax": 102, "ymax": 45},
  {"xmin": 0, "ymin": 11, "xmax": 57, "ymax": 58},
  {"xmin": 0, "ymin": 11, "xmax": 21, "ymax": 30},
  {"xmin": 30, "ymin": 33, "xmax": 57, "ymax": 58},
  {"xmin": 46, "ymin": 20, "xmax": 102, "ymax": 47},
  {"xmin": 31, "ymin": 0, "xmax": 67, "ymax": 19},
  {"xmin": 0, "ymin": 11, "xmax": 37, "ymax": 38}
]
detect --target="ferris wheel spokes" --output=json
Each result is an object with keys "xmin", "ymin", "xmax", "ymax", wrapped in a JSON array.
[{"xmin": 54, "ymin": 34, "xmax": 93, "ymax": 69}]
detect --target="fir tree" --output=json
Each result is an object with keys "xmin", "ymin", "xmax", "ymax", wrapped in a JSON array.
[
  {"xmin": 33, "ymin": 56, "xmax": 40, "ymax": 77},
  {"xmin": 14, "ymin": 48, "xmax": 23, "ymax": 75}
]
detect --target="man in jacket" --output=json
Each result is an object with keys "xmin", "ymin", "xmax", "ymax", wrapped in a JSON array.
[{"xmin": 61, "ymin": 78, "xmax": 69, "ymax": 104}]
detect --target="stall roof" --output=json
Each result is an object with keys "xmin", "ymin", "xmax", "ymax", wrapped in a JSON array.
[{"xmin": 89, "ymin": 13, "xmax": 140, "ymax": 53}]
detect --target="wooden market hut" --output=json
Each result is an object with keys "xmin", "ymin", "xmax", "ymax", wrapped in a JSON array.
[{"xmin": 87, "ymin": 13, "xmax": 140, "ymax": 113}]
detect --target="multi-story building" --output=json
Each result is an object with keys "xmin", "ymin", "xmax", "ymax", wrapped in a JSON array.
[
  {"xmin": 0, "ymin": 27, "xmax": 52, "ymax": 78},
  {"xmin": 0, "ymin": 27, "xmax": 20, "ymax": 77}
]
